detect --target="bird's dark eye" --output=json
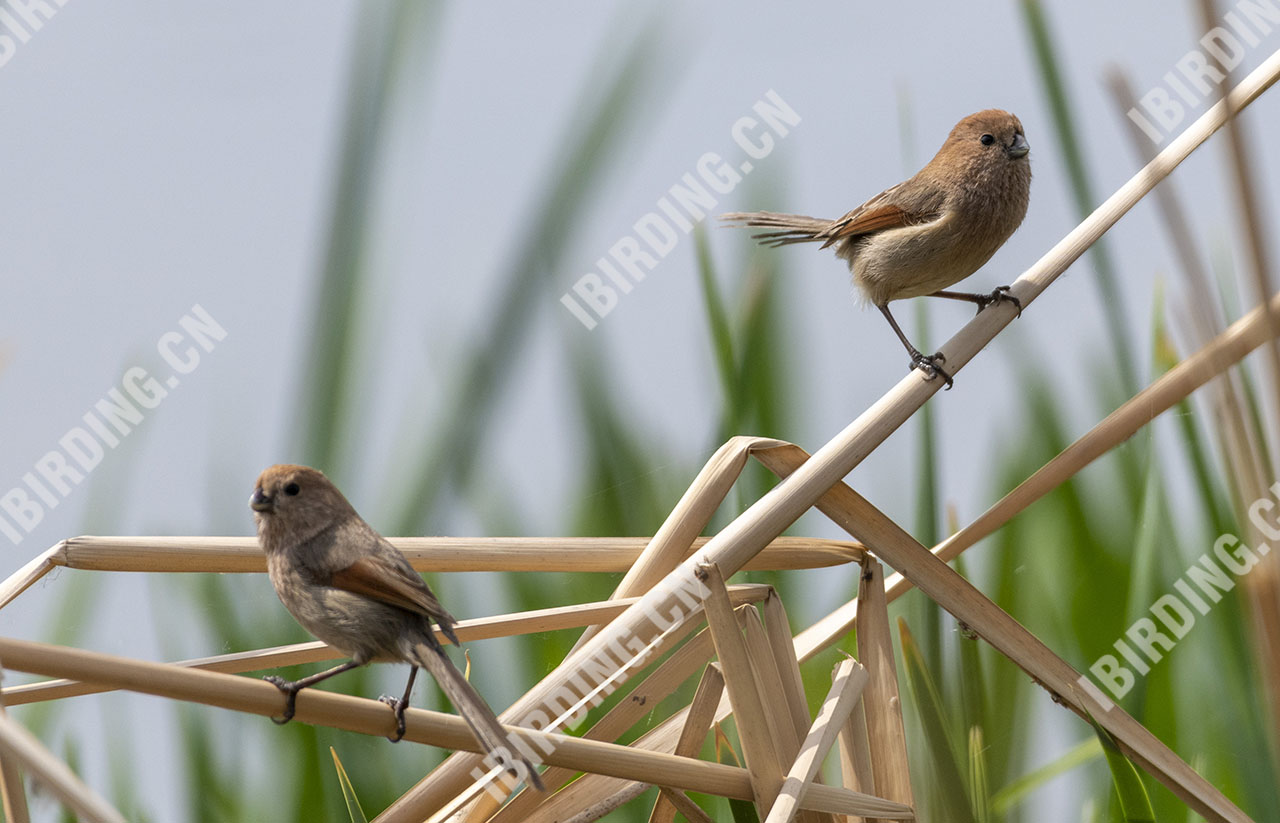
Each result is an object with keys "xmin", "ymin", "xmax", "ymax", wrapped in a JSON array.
[
  {"xmin": 284, "ymin": 482, "xmax": 300, "ymax": 496},
  {"xmin": 980, "ymin": 133, "xmax": 995, "ymax": 146}
]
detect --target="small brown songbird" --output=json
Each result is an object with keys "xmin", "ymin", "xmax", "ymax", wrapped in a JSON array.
[
  {"xmin": 723, "ymin": 109, "xmax": 1031, "ymax": 387},
  {"xmin": 250, "ymin": 463, "xmax": 542, "ymax": 789}
]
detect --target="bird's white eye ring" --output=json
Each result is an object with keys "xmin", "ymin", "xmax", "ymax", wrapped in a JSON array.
[
  {"xmin": 284, "ymin": 482, "xmax": 300, "ymax": 496},
  {"xmin": 980, "ymin": 133, "xmax": 995, "ymax": 146}
]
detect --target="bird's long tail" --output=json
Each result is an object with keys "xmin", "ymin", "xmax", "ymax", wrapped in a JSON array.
[
  {"xmin": 412, "ymin": 642, "xmax": 546, "ymax": 791},
  {"xmin": 720, "ymin": 210, "xmax": 833, "ymax": 247}
]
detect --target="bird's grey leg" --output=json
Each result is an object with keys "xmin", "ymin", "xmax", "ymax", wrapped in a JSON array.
[
  {"xmin": 877, "ymin": 303, "xmax": 954, "ymax": 389},
  {"xmin": 379, "ymin": 666, "xmax": 419, "ymax": 742},
  {"xmin": 263, "ymin": 660, "xmax": 363, "ymax": 725},
  {"xmin": 927, "ymin": 286, "xmax": 1022, "ymax": 316}
]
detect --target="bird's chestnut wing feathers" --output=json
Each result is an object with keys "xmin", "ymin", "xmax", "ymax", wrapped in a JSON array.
[
  {"xmin": 328, "ymin": 554, "xmax": 456, "ymax": 627},
  {"xmin": 818, "ymin": 185, "xmax": 940, "ymax": 249}
]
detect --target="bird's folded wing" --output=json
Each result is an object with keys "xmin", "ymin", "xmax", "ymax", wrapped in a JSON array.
[{"xmin": 328, "ymin": 555, "xmax": 455, "ymax": 625}]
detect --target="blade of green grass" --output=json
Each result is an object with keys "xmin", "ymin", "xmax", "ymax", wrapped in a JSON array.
[
  {"xmin": 1018, "ymin": 0, "xmax": 1138, "ymax": 396},
  {"xmin": 331, "ymin": 748, "xmax": 369, "ymax": 823},
  {"xmin": 899, "ymin": 618, "xmax": 976, "ymax": 823},
  {"xmin": 991, "ymin": 737, "xmax": 1102, "ymax": 814},
  {"xmin": 1092, "ymin": 719, "xmax": 1156, "ymax": 822}
]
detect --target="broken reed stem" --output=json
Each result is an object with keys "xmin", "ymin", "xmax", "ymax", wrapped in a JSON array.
[
  {"xmin": 765, "ymin": 658, "xmax": 869, "ymax": 823},
  {"xmin": 855, "ymin": 557, "xmax": 914, "ymax": 814},
  {"xmin": 648, "ymin": 663, "xmax": 725, "ymax": 823},
  {"xmin": 700, "ymin": 565, "xmax": 785, "ymax": 812}
]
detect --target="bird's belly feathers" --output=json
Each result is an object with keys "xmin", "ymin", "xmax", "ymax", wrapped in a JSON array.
[
  {"xmin": 268, "ymin": 559, "xmax": 409, "ymax": 664},
  {"xmin": 842, "ymin": 219, "xmax": 1005, "ymax": 306}
]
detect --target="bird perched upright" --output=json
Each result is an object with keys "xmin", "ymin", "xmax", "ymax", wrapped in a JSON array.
[
  {"xmin": 722, "ymin": 109, "xmax": 1031, "ymax": 387},
  {"xmin": 250, "ymin": 463, "xmax": 542, "ymax": 789}
]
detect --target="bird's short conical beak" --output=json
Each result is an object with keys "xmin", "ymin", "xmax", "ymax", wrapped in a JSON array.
[
  {"xmin": 249, "ymin": 488, "xmax": 273, "ymax": 513},
  {"xmin": 1008, "ymin": 133, "xmax": 1029, "ymax": 159}
]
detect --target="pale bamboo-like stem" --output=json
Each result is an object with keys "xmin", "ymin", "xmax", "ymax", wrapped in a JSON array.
[
  {"xmin": 791, "ymin": 285, "xmax": 1280, "ymax": 661},
  {"xmin": 761, "ymin": 592, "xmax": 824, "ymax": 813},
  {"xmin": 779, "ymin": 464, "xmax": 1249, "ymax": 820},
  {"xmin": 0, "ymin": 751, "xmax": 27, "ymax": 823},
  {"xmin": 476, "ymin": 612, "xmax": 721, "ymax": 823},
  {"xmin": 744, "ymin": 612, "xmax": 833, "ymax": 823},
  {"xmin": 648, "ymin": 663, "xmax": 725, "ymax": 823},
  {"xmin": 657, "ymin": 788, "xmax": 716, "ymax": 823},
  {"xmin": 610, "ymin": 437, "xmax": 786, "ymax": 597},
  {"xmin": 0, "ymin": 535, "xmax": 858, "ymax": 593},
  {"xmin": 0, "ymin": 544, "xmax": 61, "ymax": 610},
  {"xmin": 556, "ymin": 782, "xmax": 651, "ymax": 823},
  {"xmin": 576, "ymin": 437, "xmax": 797, "ymax": 649},
  {"xmin": 557, "ymin": 782, "xmax": 650, "ymax": 823},
  {"xmin": 855, "ymin": 557, "xmax": 914, "ymax": 815},
  {"xmin": 933, "ymin": 287, "xmax": 1280, "ymax": 570},
  {"xmin": 1105, "ymin": 67, "xmax": 1264, "ymax": 532},
  {"xmin": 4, "ymin": 586, "xmax": 770, "ymax": 708},
  {"xmin": 382, "ymin": 53, "xmax": 1280, "ymax": 821},
  {"xmin": 0, "ymin": 713, "xmax": 124, "ymax": 823},
  {"xmin": 744, "ymin": 613, "xmax": 805, "ymax": 764},
  {"xmin": 0, "ymin": 636, "xmax": 908, "ymax": 818},
  {"xmin": 0, "ymin": 699, "xmax": 30, "ymax": 823},
  {"xmin": 765, "ymin": 659, "xmax": 872, "ymax": 823},
  {"xmin": 837, "ymin": 700, "xmax": 875, "ymax": 818},
  {"xmin": 701, "ymin": 564, "xmax": 784, "ymax": 813}
]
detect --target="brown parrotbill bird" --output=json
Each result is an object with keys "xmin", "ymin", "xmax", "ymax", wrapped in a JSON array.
[
  {"xmin": 250, "ymin": 463, "xmax": 542, "ymax": 789},
  {"xmin": 722, "ymin": 109, "xmax": 1031, "ymax": 387}
]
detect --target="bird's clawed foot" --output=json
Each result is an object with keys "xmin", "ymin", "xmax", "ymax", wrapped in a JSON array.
[
  {"xmin": 379, "ymin": 694, "xmax": 409, "ymax": 742},
  {"xmin": 976, "ymin": 285, "xmax": 1022, "ymax": 317},
  {"xmin": 263, "ymin": 675, "xmax": 300, "ymax": 725},
  {"xmin": 910, "ymin": 350, "xmax": 954, "ymax": 390}
]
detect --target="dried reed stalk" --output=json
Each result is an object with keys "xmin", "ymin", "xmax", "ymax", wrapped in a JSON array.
[
  {"xmin": 838, "ymin": 698, "xmax": 875, "ymax": 816},
  {"xmin": 3, "ymin": 586, "xmax": 769, "ymax": 708},
  {"xmin": 743, "ymin": 611, "xmax": 835, "ymax": 823},
  {"xmin": 657, "ymin": 788, "xmax": 715, "ymax": 823},
  {"xmin": 647, "ymin": 663, "xmax": 724, "ymax": 823},
  {"xmin": 0, "ymin": 699, "xmax": 29, "ymax": 823},
  {"xmin": 855, "ymin": 557, "xmax": 914, "ymax": 815},
  {"xmin": 0, "ymin": 713, "xmax": 124, "ymax": 823},
  {"xmin": 793, "ymin": 281, "xmax": 1280, "ymax": 659},
  {"xmin": 758, "ymin": 441, "xmax": 1251, "ymax": 820},
  {"xmin": 0, "ymin": 535, "xmax": 859, "ymax": 610},
  {"xmin": 765, "ymin": 658, "xmax": 871, "ymax": 823},
  {"xmin": 701, "ymin": 565, "xmax": 785, "ymax": 812},
  {"xmin": 0, "ymin": 637, "xmax": 907, "ymax": 818}
]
